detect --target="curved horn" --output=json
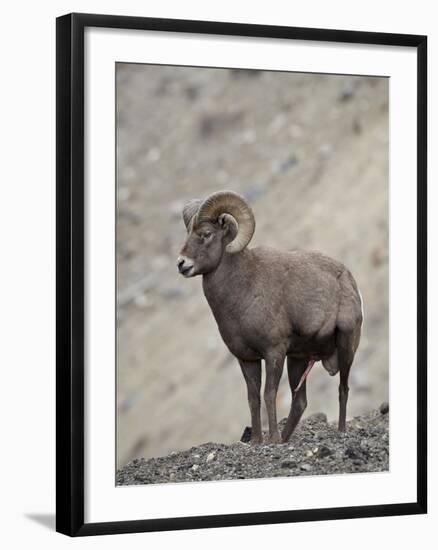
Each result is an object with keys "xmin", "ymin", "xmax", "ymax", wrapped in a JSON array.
[
  {"xmin": 196, "ymin": 190, "xmax": 255, "ymax": 253},
  {"xmin": 182, "ymin": 199, "xmax": 202, "ymax": 230}
]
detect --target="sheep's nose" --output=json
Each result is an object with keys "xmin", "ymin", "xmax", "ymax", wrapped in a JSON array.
[{"xmin": 177, "ymin": 257, "xmax": 185, "ymax": 273}]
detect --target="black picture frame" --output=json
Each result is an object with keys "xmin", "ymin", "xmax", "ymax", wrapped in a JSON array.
[{"xmin": 56, "ymin": 12, "xmax": 427, "ymax": 537}]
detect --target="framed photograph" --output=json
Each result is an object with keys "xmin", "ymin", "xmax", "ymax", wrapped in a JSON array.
[{"xmin": 56, "ymin": 13, "xmax": 427, "ymax": 536}]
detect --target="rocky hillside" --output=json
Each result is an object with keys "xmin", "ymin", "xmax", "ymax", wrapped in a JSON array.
[{"xmin": 117, "ymin": 405, "xmax": 389, "ymax": 485}]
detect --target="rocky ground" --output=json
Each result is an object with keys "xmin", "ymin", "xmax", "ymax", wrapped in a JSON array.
[{"xmin": 117, "ymin": 405, "xmax": 389, "ymax": 485}]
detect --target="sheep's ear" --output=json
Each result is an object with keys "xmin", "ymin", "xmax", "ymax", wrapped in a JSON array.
[{"xmin": 218, "ymin": 213, "xmax": 238, "ymax": 235}]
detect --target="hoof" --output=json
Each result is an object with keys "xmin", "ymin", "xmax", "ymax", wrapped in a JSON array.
[{"xmin": 268, "ymin": 432, "xmax": 281, "ymax": 444}]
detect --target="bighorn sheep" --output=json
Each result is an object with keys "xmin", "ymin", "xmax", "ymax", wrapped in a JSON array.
[{"xmin": 177, "ymin": 190, "xmax": 363, "ymax": 444}]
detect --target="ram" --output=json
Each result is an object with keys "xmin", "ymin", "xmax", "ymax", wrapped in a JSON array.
[{"xmin": 177, "ymin": 190, "xmax": 363, "ymax": 444}]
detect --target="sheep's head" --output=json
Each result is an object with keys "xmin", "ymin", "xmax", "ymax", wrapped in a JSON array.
[{"xmin": 177, "ymin": 190, "xmax": 255, "ymax": 277}]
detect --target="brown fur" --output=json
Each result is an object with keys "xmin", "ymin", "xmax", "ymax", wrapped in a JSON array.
[{"xmin": 178, "ymin": 198, "xmax": 362, "ymax": 443}]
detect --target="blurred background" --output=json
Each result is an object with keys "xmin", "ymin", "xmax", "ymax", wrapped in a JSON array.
[{"xmin": 116, "ymin": 64, "xmax": 389, "ymax": 468}]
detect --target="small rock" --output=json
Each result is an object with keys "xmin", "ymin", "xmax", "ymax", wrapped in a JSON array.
[
  {"xmin": 199, "ymin": 110, "xmax": 244, "ymax": 138},
  {"xmin": 191, "ymin": 464, "xmax": 199, "ymax": 471},
  {"xmin": 353, "ymin": 118, "xmax": 362, "ymax": 135},
  {"xmin": 379, "ymin": 402, "xmax": 389, "ymax": 415},
  {"xmin": 119, "ymin": 391, "xmax": 141, "ymax": 412},
  {"xmin": 206, "ymin": 452, "xmax": 216, "ymax": 463},
  {"xmin": 300, "ymin": 463, "xmax": 312, "ymax": 472},
  {"xmin": 305, "ymin": 450, "xmax": 314, "ymax": 458},
  {"xmin": 239, "ymin": 129, "xmax": 257, "ymax": 144},
  {"xmin": 281, "ymin": 459, "xmax": 297, "ymax": 469},
  {"xmin": 133, "ymin": 294, "xmax": 152, "ymax": 309},
  {"xmin": 240, "ymin": 426, "xmax": 252, "ymax": 443},
  {"xmin": 345, "ymin": 446, "xmax": 363, "ymax": 461},
  {"xmin": 371, "ymin": 247, "xmax": 387, "ymax": 267},
  {"xmin": 350, "ymin": 420, "xmax": 364, "ymax": 430},
  {"xmin": 318, "ymin": 144, "xmax": 333, "ymax": 160},
  {"xmin": 146, "ymin": 147, "xmax": 161, "ymax": 163},
  {"xmin": 277, "ymin": 155, "xmax": 298, "ymax": 173},
  {"xmin": 289, "ymin": 124, "xmax": 303, "ymax": 139},
  {"xmin": 269, "ymin": 113, "xmax": 287, "ymax": 133},
  {"xmin": 244, "ymin": 185, "xmax": 266, "ymax": 202},
  {"xmin": 185, "ymin": 84, "xmax": 200, "ymax": 101},
  {"xmin": 315, "ymin": 446, "xmax": 332, "ymax": 459},
  {"xmin": 307, "ymin": 412, "xmax": 328, "ymax": 423},
  {"xmin": 339, "ymin": 81, "xmax": 356, "ymax": 102},
  {"xmin": 118, "ymin": 187, "xmax": 131, "ymax": 201},
  {"xmin": 161, "ymin": 287, "xmax": 185, "ymax": 300}
]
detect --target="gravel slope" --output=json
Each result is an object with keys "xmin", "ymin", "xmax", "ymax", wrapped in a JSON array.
[{"xmin": 117, "ymin": 405, "xmax": 389, "ymax": 485}]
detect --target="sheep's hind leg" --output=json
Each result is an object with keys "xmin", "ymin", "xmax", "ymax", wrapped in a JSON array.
[
  {"xmin": 338, "ymin": 361, "xmax": 352, "ymax": 432},
  {"xmin": 264, "ymin": 353, "xmax": 285, "ymax": 443},
  {"xmin": 336, "ymin": 271, "xmax": 362, "ymax": 431},
  {"xmin": 336, "ymin": 329, "xmax": 357, "ymax": 432},
  {"xmin": 239, "ymin": 359, "xmax": 262, "ymax": 444},
  {"xmin": 281, "ymin": 358, "xmax": 308, "ymax": 442}
]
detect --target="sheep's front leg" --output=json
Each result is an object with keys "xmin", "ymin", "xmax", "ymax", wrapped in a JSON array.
[
  {"xmin": 264, "ymin": 353, "xmax": 285, "ymax": 443},
  {"xmin": 239, "ymin": 360, "xmax": 262, "ymax": 444}
]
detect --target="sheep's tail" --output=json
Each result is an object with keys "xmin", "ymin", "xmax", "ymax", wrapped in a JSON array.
[{"xmin": 322, "ymin": 270, "xmax": 363, "ymax": 376}]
